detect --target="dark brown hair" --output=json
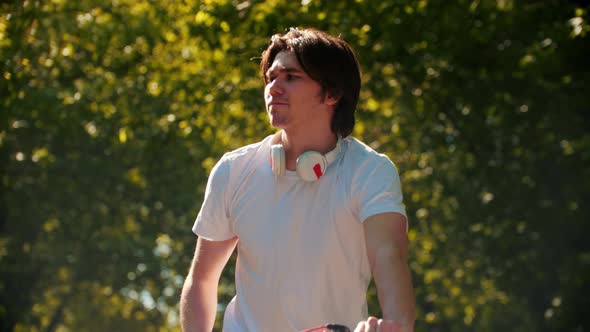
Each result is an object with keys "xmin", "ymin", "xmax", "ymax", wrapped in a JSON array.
[{"xmin": 260, "ymin": 28, "xmax": 361, "ymax": 137}]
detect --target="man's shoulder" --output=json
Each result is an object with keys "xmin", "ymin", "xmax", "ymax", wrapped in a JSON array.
[
  {"xmin": 221, "ymin": 135, "xmax": 273, "ymax": 163},
  {"xmin": 340, "ymin": 137, "xmax": 403, "ymax": 183},
  {"xmin": 208, "ymin": 135, "xmax": 272, "ymax": 188},
  {"xmin": 343, "ymin": 137, "xmax": 394, "ymax": 164}
]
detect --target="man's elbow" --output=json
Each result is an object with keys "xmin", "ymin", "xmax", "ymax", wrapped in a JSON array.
[{"xmin": 373, "ymin": 243, "xmax": 408, "ymax": 267}]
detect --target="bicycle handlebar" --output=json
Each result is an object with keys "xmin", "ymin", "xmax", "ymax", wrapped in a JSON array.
[{"xmin": 301, "ymin": 323, "xmax": 351, "ymax": 332}]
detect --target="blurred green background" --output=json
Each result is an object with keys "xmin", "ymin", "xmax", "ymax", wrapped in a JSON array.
[{"xmin": 1, "ymin": 0, "xmax": 589, "ymax": 331}]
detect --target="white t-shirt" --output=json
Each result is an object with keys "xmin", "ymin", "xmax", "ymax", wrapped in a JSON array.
[{"xmin": 193, "ymin": 135, "xmax": 407, "ymax": 331}]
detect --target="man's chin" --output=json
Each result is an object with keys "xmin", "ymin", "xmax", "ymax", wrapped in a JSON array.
[{"xmin": 269, "ymin": 116, "xmax": 288, "ymax": 129}]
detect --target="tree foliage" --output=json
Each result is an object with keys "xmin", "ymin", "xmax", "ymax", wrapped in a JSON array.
[{"xmin": 1, "ymin": 0, "xmax": 589, "ymax": 331}]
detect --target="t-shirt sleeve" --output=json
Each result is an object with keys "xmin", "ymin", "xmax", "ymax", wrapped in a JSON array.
[
  {"xmin": 192, "ymin": 155, "xmax": 235, "ymax": 241},
  {"xmin": 356, "ymin": 156, "xmax": 407, "ymax": 223}
]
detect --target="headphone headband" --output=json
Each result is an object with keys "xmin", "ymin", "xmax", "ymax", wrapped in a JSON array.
[{"xmin": 269, "ymin": 132, "xmax": 341, "ymax": 181}]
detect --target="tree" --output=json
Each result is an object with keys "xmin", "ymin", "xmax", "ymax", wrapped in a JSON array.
[{"xmin": 1, "ymin": 0, "xmax": 588, "ymax": 331}]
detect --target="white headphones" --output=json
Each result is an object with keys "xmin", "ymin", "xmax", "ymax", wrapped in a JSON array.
[{"xmin": 270, "ymin": 132, "xmax": 341, "ymax": 182}]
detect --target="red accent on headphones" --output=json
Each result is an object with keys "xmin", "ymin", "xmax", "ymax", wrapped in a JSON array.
[{"xmin": 313, "ymin": 163, "xmax": 323, "ymax": 179}]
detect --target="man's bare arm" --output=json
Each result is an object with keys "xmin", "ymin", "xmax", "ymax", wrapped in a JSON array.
[
  {"xmin": 363, "ymin": 212, "xmax": 415, "ymax": 331},
  {"xmin": 180, "ymin": 236, "xmax": 238, "ymax": 332}
]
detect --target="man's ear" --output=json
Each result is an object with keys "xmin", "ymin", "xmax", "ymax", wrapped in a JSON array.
[
  {"xmin": 325, "ymin": 94, "xmax": 339, "ymax": 106},
  {"xmin": 324, "ymin": 89, "xmax": 342, "ymax": 106}
]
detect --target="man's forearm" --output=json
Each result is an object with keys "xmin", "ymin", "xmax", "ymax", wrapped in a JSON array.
[
  {"xmin": 180, "ymin": 278, "xmax": 218, "ymax": 332},
  {"xmin": 373, "ymin": 247, "xmax": 416, "ymax": 331}
]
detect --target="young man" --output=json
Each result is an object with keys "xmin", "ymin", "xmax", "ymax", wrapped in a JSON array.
[{"xmin": 180, "ymin": 28, "xmax": 415, "ymax": 332}]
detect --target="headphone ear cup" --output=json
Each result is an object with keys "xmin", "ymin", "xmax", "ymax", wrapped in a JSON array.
[
  {"xmin": 270, "ymin": 144, "xmax": 286, "ymax": 176},
  {"xmin": 296, "ymin": 151, "xmax": 327, "ymax": 182}
]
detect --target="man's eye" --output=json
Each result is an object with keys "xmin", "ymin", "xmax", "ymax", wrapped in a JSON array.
[{"xmin": 286, "ymin": 74, "xmax": 295, "ymax": 80}]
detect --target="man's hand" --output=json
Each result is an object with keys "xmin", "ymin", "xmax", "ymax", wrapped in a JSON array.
[{"xmin": 354, "ymin": 317, "xmax": 410, "ymax": 332}]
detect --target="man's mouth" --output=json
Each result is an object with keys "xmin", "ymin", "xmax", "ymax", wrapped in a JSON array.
[{"xmin": 268, "ymin": 99, "xmax": 288, "ymax": 106}]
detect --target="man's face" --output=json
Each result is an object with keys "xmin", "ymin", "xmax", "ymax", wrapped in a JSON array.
[{"xmin": 264, "ymin": 50, "xmax": 334, "ymax": 131}]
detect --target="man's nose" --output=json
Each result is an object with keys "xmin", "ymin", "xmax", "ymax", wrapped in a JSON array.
[{"xmin": 267, "ymin": 79, "xmax": 284, "ymax": 95}]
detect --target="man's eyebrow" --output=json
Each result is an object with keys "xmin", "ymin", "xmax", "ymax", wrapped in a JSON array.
[{"xmin": 266, "ymin": 67, "xmax": 304, "ymax": 77}]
